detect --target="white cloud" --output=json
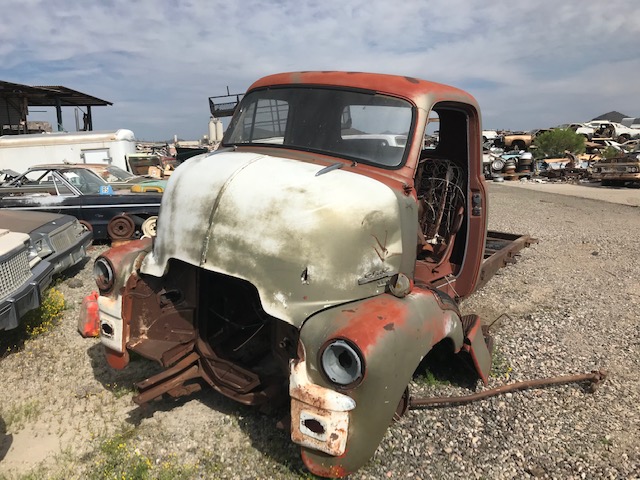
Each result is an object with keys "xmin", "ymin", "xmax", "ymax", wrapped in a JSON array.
[{"xmin": 2, "ymin": 0, "xmax": 639, "ymax": 139}]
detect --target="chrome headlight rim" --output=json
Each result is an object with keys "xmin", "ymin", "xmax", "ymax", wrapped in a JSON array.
[
  {"xmin": 319, "ymin": 338, "xmax": 365, "ymax": 389},
  {"xmin": 94, "ymin": 256, "xmax": 115, "ymax": 294}
]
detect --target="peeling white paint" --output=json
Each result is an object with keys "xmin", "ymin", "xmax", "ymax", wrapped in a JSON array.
[{"xmin": 142, "ymin": 152, "xmax": 406, "ymax": 325}]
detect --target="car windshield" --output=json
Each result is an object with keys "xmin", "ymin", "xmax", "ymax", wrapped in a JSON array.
[
  {"xmin": 223, "ymin": 87, "xmax": 414, "ymax": 168},
  {"xmin": 100, "ymin": 165, "xmax": 136, "ymax": 182},
  {"xmin": 58, "ymin": 168, "xmax": 109, "ymax": 194}
]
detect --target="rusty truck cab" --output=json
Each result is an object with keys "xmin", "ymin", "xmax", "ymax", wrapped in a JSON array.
[{"xmin": 95, "ymin": 71, "xmax": 490, "ymax": 479}]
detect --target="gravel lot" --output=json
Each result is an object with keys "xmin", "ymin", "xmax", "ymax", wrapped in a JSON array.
[{"xmin": 1, "ymin": 182, "xmax": 639, "ymax": 479}]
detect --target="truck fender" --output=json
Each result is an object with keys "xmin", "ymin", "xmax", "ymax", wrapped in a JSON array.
[{"xmin": 293, "ymin": 287, "xmax": 465, "ymax": 477}]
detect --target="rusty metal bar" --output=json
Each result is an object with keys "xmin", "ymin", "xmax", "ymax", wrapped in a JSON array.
[
  {"xmin": 409, "ymin": 370, "xmax": 607, "ymax": 409},
  {"xmin": 477, "ymin": 231, "xmax": 538, "ymax": 290}
]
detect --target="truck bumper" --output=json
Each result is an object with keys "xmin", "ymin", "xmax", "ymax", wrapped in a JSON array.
[{"xmin": 289, "ymin": 360, "xmax": 355, "ymax": 457}]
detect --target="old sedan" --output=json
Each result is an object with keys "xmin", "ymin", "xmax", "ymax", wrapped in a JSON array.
[
  {"xmin": 0, "ymin": 210, "xmax": 92, "ymax": 275},
  {"xmin": 0, "ymin": 165, "xmax": 162, "ymax": 241},
  {"xmin": 72, "ymin": 163, "xmax": 168, "ymax": 193},
  {"xmin": 0, "ymin": 228, "xmax": 53, "ymax": 331}
]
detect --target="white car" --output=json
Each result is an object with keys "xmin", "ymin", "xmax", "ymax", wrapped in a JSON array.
[
  {"xmin": 586, "ymin": 120, "xmax": 640, "ymax": 142},
  {"xmin": 556, "ymin": 123, "xmax": 595, "ymax": 140},
  {"xmin": 482, "ymin": 130, "xmax": 499, "ymax": 143}
]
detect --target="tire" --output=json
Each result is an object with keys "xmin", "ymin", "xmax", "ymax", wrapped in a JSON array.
[
  {"xmin": 107, "ymin": 214, "xmax": 136, "ymax": 239},
  {"xmin": 141, "ymin": 216, "xmax": 158, "ymax": 237},
  {"xmin": 512, "ymin": 140, "xmax": 526, "ymax": 151}
]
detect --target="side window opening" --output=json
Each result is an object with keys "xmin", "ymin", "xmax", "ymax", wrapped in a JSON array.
[{"xmin": 416, "ymin": 107, "xmax": 470, "ymax": 268}]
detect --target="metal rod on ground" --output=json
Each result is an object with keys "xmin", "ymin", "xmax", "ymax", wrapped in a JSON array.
[{"xmin": 409, "ymin": 370, "xmax": 607, "ymax": 409}]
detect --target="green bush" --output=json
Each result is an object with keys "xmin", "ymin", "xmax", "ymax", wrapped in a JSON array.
[
  {"xmin": 602, "ymin": 146, "xmax": 622, "ymax": 159},
  {"xmin": 533, "ymin": 129, "xmax": 585, "ymax": 159}
]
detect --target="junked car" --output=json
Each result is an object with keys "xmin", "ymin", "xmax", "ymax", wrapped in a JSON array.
[
  {"xmin": 0, "ymin": 165, "xmax": 162, "ymax": 241},
  {"xmin": 94, "ymin": 71, "xmax": 533, "ymax": 477},
  {"xmin": 555, "ymin": 123, "xmax": 595, "ymax": 140},
  {"xmin": 591, "ymin": 149, "xmax": 640, "ymax": 186},
  {"xmin": 586, "ymin": 120, "xmax": 640, "ymax": 142},
  {"xmin": 0, "ymin": 210, "xmax": 92, "ymax": 276},
  {"xmin": 75, "ymin": 163, "xmax": 168, "ymax": 193},
  {"xmin": 0, "ymin": 228, "xmax": 53, "ymax": 331}
]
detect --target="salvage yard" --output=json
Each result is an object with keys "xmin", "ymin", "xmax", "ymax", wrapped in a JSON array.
[{"xmin": 0, "ymin": 182, "xmax": 639, "ymax": 479}]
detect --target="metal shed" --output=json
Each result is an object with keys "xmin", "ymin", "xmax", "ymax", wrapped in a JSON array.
[{"xmin": 0, "ymin": 80, "xmax": 112, "ymax": 135}]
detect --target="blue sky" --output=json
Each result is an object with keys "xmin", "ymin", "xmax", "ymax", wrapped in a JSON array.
[{"xmin": 2, "ymin": 0, "xmax": 639, "ymax": 141}]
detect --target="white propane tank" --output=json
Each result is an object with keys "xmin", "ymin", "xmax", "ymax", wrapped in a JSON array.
[{"xmin": 208, "ymin": 117, "xmax": 224, "ymax": 143}]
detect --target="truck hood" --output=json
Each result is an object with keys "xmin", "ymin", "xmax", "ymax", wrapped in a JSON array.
[{"xmin": 141, "ymin": 151, "xmax": 417, "ymax": 326}]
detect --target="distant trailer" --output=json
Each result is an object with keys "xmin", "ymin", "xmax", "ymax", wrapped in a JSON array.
[{"xmin": 0, "ymin": 129, "xmax": 137, "ymax": 174}]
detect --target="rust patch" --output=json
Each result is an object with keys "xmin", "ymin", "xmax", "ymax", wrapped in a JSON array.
[
  {"xmin": 301, "ymin": 450, "xmax": 349, "ymax": 478},
  {"xmin": 332, "ymin": 295, "xmax": 408, "ymax": 355}
]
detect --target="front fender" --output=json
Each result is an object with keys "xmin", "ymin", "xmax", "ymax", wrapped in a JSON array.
[
  {"xmin": 97, "ymin": 237, "xmax": 152, "ymax": 367},
  {"xmin": 292, "ymin": 287, "xmax": 464, "ymax": 477}
]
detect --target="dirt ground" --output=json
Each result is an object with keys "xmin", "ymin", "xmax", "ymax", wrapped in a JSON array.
[
  {"xmin": 0, "ymin": 180, "xmax": 638, "ymax": 479},
  {"xmin": 496, "ymin": 178, "xmax": 640, "ymax": 206}
]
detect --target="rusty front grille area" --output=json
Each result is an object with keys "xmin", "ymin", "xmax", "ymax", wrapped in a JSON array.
[
  {"xmin": 0, "ymin": 248, "xmax": 30, "ymax": 300},
  {"xmin": 196, "ymin": 269, "xmax": 298, "ymax": 403},
  {"xmin": 128, "ymin": 260, "xmax": 298, "ymax": 407}
]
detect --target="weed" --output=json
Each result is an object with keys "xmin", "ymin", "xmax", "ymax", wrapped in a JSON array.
[
  {"xmin": 86, "ymin": 429, "xmax": 199, "ymax": 480},
  {"xmin": 24, "ymin": 287, "xmax": 66, "ymax": 338},
  {"xmin": 2, "ymin": 400, "xmax": 41, "ymax": 430},
  {"xmin": 600, "ymin": 436, "xmax": 613, "ymax": 446},
  {"xmin": 0, "ymin": 287, "xmax": 67, "ymax": 358},
  {"xmin": 414, "ymin": 369, "xmax": 451, "ymax": 387},
  {"xmin": 105, "ymin": 382, "xmax": 134, "ymax": 399},
  {"xmin": 490, "ymin": 346, "xmax": 513, "ymax": 380}
]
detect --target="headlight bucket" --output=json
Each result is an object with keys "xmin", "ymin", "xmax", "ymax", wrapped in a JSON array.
[
  {"xmin": 94, "ymin": 257, "xmax": 115, "ymax": 294},
  {"xmin": 320, "ymin": 339, "xmax": 365, "ymax": 388},
  {"xmin": 33, "ymin": 237, "xmax": 53, "ymax": 257}
]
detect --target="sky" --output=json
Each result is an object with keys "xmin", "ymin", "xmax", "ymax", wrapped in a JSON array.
[{"xmin": 2, "ymin": 0, "xmax": 640, "ymax": 141}]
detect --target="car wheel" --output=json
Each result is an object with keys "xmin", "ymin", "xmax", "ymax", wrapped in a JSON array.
[
  {"xmin": 79, "ymin": 220, "xmax": 93, "ymax": 232},
  {"xmin": 141, "ymin": 216, "xmax": 158, "ymax": 237},
  {"xmin": 107, "ymin": 214, "xmax": 136, "ymax": 239}
]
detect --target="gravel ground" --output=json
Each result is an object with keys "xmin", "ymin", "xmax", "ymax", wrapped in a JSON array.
[{"xmin": 0, "ymin": 182, "xmax": 639, "ymax": 479}]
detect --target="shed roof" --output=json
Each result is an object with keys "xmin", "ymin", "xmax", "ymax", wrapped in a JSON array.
[{"xmin": 0, "ymin": 80, "xmax": 112, "ymax": 107}]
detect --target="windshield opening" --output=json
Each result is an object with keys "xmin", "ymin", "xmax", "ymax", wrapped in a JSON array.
[{"xmin": 223, "ymin": 87, "xmax": 414, "ymax": 168}]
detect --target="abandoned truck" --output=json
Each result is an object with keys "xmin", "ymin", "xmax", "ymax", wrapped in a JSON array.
[{"xmin": 95, "ymin": 71, "xmax": 529, "ymax": 478}]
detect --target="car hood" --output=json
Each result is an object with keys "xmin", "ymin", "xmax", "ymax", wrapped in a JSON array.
[
  {"xmin": 0, "ymin": 210, "xmax": 69, "ymax": 234},
  {"xmin": 141, "ymin": 151, "xmax": 417, "ymax": 326}
]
